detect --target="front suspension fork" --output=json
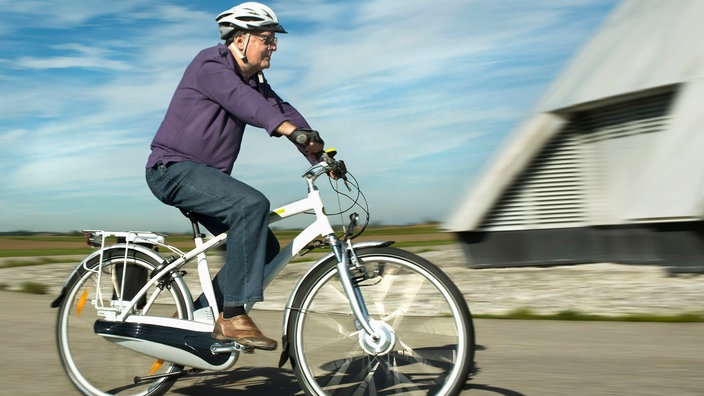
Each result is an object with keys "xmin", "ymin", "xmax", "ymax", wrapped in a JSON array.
[{"xmin": 327, "ymin": 235, "xmax": 379, "ymax": 339}]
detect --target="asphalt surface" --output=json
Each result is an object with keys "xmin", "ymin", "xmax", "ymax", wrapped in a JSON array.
[{"xmin": 2, "ymin": 290, "xmax": 703, "ymax": 395}]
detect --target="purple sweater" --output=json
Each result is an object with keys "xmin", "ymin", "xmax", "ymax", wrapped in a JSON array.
[{"xmin": 146, "ymin": 44, "xmax": 312, "ymax": 174}]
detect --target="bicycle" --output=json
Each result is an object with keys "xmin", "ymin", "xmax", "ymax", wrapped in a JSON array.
[{"xmin": 51, "ymin": 149, "xmax": 475, "ymax": 396}]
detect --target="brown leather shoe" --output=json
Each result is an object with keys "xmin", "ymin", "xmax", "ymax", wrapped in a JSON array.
[{"xmin": 212, "ymin": 313, "xmax": 278, "ymax": 351}]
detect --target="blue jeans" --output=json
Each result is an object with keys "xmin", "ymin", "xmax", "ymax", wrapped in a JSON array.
[{"xmin": 145, "ymin": 161, "xmax": 279, "ymax": 309}]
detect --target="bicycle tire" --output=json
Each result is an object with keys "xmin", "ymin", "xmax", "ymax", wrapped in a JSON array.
[
  {"xmin": 287, "ymin": 246, "xmax": 475, "ymax": 396},
  {"xmin": 56, "ymin": 248, "xmax": 188, "ymax": 396}
]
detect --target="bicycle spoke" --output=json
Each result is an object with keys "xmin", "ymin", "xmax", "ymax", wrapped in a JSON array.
[
  {"xmin": 321, "ymin": 356, "xmax": 354, "ymax": 390},
  {"xmin": 353, "ymin": 359, "xmax": 380, "ymax": 396},
  {"xmin": 395, "ymin": 339, "xmax": 457, "ymax": 371},
  {"xmin": 376, "ymin": 356, "xmax": 424, "ymax": 394}
]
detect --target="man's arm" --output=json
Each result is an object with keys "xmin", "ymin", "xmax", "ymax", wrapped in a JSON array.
[{"xmin": 275, "ymin": 121, "xmax": 297, "ymax": 136}]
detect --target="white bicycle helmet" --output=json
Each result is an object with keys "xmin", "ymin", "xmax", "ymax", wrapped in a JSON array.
[{"xmin": 216, "ymin": 2, "xmax": 287, "ymax": 40}]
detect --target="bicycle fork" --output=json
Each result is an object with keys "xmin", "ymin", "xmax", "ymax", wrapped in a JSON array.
[{"xmin": 327, "ymin": 235, "xmax": 379, "ymax": 340}]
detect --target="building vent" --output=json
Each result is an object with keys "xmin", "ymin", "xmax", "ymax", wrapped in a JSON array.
[{"xmin": 479, "ymin": 91, "xmax": 674, "ymax": 231}]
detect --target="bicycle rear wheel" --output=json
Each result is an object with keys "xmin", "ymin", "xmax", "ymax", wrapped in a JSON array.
[
  {"xmin": 288, "ymin": 246, "xmax": 475, "ymax": 396},
  {"xmin": 56, "ymin": 248, "xmax": 188, "ymax": 396}
]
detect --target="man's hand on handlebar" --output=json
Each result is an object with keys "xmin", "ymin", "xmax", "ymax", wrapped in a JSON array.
[{"xmin": 288, "ymin": 128, "xmax": 324, "ymax": 155}]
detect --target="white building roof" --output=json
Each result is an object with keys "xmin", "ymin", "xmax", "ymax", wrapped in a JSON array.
[{"xmin": 446, "ymin": 0, "xmax": 704, "ymax": 232}]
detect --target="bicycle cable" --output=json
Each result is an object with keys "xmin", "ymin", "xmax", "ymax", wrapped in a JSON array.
[
  {"xmin": 300, "ymin": 169, "xmax": 370, "ymax": 253},
  {"xmin": 327, "ymin": 171, "xmax": 370, "ymax": 240}
]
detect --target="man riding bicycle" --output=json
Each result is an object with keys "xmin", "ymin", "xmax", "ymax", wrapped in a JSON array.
[{"xmin": 145, "ymin": 2, "xmax": 324, "ymax": 351}]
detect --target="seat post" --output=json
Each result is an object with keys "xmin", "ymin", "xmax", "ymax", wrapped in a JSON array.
[
  {"xmin": 189, "ymin": 217, "xmax": 203, "ymax": 239},
  {"xmin": 180, "ymin": 209, "xmax": 204, "ymax": 239}
]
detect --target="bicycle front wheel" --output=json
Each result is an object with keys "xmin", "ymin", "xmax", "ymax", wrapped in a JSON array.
[
  {"xmin": 288, "ymin": 246, "xmax": 475, "ymax": 396},
  {"xmin": 56, "ymin": 248, "xmax": 188, "ymax": 396}
]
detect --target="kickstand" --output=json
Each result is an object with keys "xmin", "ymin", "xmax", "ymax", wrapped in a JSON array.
[{"xmin": 134, "ymin": 368, "xmax": 203, "ymax": 384}]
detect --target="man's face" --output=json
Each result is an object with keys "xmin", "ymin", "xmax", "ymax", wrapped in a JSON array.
[{"xmin": 245, "ymin": 32, "xmax": 278, "ymax": 71}]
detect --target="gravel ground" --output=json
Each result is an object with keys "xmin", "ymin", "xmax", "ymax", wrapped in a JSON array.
[{"xmin": 2, "ymin": 245, "xmax": 703, "ymax": 317}]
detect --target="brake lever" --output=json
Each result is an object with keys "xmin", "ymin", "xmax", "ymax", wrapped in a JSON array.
[{"xmin": 336, "ymin": 161, "xmax": 350, "ymax": 190}]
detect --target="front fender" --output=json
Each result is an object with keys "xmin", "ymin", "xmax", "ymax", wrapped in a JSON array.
[
  {"xmin": 277, "ymin": 240, "xmax": 393, "ymax": 368},
  {"xmin": 50, "ymin": 244, "xmax": 166, "ymax": 308}
]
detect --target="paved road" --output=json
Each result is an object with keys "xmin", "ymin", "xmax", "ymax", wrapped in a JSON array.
[{"xmin": 2, "ymin": 290, "xmax": 703, "ymax": 396}]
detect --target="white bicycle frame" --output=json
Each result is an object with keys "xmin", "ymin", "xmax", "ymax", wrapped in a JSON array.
[
  {"xmin": 57, "ymin": 152, "xmax": 474, "ymax": 395},
  {"xmin": 89, "ymin": 156, "xmax": 380, "ymax": 341}
]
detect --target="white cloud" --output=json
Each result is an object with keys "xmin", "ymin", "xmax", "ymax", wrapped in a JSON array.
[
  {"xmin": 14, "ymin": 43, "xmax": 131, "ymax": 71},
  {"xmin": 0, "ymin": 0, "xmax": 618, "ymax": 231},
  {"xmin": 16, "ymin": 55, "xmax": 130, "ymax": 71}
]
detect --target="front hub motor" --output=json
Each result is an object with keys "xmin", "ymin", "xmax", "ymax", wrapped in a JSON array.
[{"xmin": 358, "ymin": 319, "xmax": 396, "ymax": 355}]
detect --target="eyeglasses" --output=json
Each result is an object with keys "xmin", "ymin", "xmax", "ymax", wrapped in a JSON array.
[{"xmin": 251, "ymin": 34, "xmax": 278, "ymax": 47}]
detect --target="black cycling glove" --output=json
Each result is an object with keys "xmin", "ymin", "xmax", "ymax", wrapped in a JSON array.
[{"xmin": 288, "ymin": 128, "xmax": 324, "ymax": 148}]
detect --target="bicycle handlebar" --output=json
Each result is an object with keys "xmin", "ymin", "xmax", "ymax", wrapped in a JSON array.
[
  {"xmin": 307, "ymin": 148, "xmax": 347, "ymax": 181},
  {"xmin": 319, "ymin": 148, "xmax": 337, "ymax": 165}
]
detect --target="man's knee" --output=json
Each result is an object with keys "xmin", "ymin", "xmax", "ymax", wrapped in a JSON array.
[
  {"xmin": 224, "ymin": 193, "xmax": 270, "ymax": 225},
  {"xmin": 247, "ymin": 192, "xmax": 271, "ymax": 215}
]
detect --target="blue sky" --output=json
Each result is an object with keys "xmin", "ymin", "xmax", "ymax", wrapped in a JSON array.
[{"xmin": 0, "ymin": 0, "xmax": 618, "ymax": 233}]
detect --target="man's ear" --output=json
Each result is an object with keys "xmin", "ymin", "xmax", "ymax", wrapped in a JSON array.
[
  {"xmin": 230, "ymin": 33, "xmax": 250, "ymax": 64},
  {"xmin": 232, "ymin": 34, "xmax": 244, "ymax": 49}
]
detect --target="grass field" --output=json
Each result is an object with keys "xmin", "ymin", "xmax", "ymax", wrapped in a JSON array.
[{"xmin": 0, "ymin": 224, "xmax": 454, "ymax": 260}]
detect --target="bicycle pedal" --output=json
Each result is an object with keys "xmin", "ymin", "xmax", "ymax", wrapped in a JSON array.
[{"xmin": 210, "ymin": 341, "xmax": 255, "ymax": 354}]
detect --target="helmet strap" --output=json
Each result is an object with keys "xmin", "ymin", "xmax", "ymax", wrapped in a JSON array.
[
  {"xmin": 231, "ymin": 32, "xmax": 251, "ymax": 64},
  {"xmin": 229, "ymin": 32, "xmax": 264, "ymax": 83}
]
